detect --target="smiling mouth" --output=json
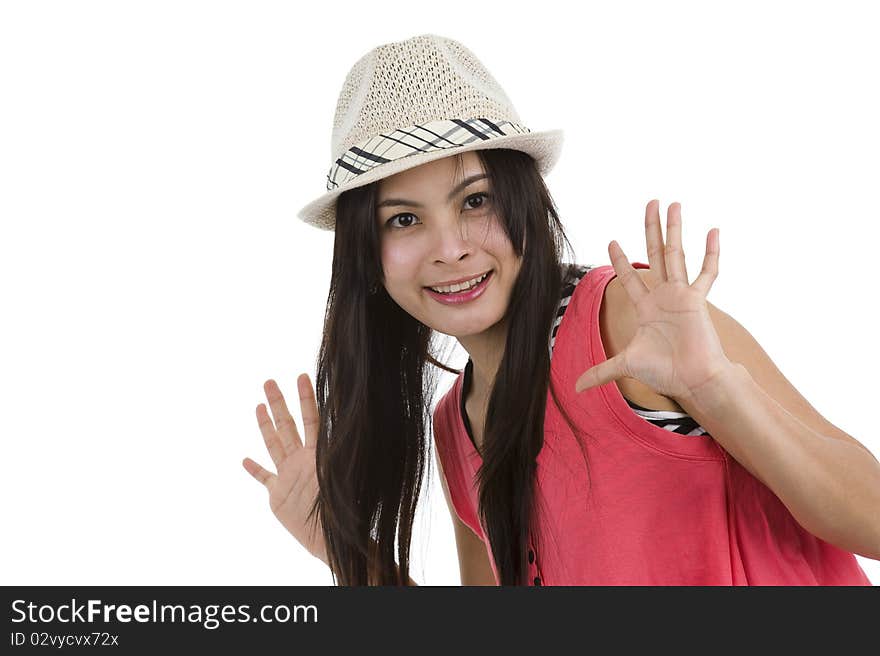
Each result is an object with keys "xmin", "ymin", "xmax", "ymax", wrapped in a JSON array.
[
  {"xmin": 423, "ymin": 270, "xmax": 494, "ymax": 303},
  {"xmin": 423, "ymin": 270, "xmax": 493, "ymax": 294}
]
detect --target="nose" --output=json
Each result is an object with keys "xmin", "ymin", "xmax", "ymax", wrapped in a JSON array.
[{"xmin": 431, "ymin": 216, "xmax": 474, "ymax": 264}]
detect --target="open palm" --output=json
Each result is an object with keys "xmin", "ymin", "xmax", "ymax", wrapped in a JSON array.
[
  {"xmin": 575, "ymin": 200, "xmax": 733, "ymax": 402},
  {"xmin": 242, "ymin": 375, "xmax": 327, "ymax": 565}
]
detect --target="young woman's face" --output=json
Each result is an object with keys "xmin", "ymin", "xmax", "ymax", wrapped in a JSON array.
[{"xmin": 375, "ymin": 152, "xmax": 522, "ymax": 338}]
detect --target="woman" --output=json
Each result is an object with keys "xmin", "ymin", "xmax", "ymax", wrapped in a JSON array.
[{"xmin": 242, "ymin": 34, "xmax": 880, "ymax": 585}]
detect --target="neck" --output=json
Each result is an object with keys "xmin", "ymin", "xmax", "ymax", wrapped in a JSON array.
[{"xmin": 457, "ymin": 316, "xmax": 509, "ymax": 403}]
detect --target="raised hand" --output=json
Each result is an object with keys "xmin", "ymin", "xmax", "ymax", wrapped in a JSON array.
[
  {"xmin": 242, "ymin": 374, "xmax": 327, "ymax": 565},
  {"xmin": 574, "ymin": 200, "xmax": 733, "ymax": 402}
]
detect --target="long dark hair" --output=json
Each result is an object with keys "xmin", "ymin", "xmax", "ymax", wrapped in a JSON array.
[{"xmin": 309, "ymin": 148, "xmax": 592, "ymax": 585}]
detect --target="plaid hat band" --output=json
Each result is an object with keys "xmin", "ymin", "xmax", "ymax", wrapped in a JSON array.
[{"xmin": 326, "ymin": 117, "xmax": 532, "ymax": 191}]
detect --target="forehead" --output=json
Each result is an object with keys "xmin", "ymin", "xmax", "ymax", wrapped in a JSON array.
[{"xmin": 377, "ymin": 151, "xmax": 485, "ymax": 194}]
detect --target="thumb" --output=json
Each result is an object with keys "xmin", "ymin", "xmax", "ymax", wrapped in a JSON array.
[{"xmin": 575, "ymin": 354, "xmax": 625, "ymax": 394}]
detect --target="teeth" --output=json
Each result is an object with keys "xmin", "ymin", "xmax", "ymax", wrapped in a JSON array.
[{"xmin": 430, "ymin": 271, "xmax": 489, "ymax": 294}]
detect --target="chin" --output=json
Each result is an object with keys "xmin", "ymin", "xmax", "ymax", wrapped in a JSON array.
[{"xmin": 432, "ymin": 313, "xmax": 501, "ymax": 338}]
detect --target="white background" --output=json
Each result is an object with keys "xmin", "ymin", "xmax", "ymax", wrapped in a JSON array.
[{"xmin": 1, "ymin": 0, "xmax": 878, "ymax": 585}]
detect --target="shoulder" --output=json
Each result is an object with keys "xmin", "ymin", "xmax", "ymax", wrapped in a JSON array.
[
  {"xmin": 602, "ymin": 265, "xmax": 654, "ymax": 323},
  {"xmin": 603, "ymin": 263, "xmax": 651, "ymax": 298},
  {"xmin": 599, "ymin": 265, "xmax": 654, "ymax": 338},
  {"xmin": 598, "ymin": 266, "xmax": 638, "ymax": 358}
]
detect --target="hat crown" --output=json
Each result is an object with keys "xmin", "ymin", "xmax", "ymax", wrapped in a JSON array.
[{"xmin": 330, "ymin": 33, "xmax": 522, "ymax": 161}]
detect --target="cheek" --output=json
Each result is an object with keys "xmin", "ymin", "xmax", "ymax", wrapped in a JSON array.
[
  {"xmin": 380, "ymin": 241, "xmax": 422, "ymax": 287},
  {"xmin": 481, "ymin": 216, "xmax": 517, "ymax": 258}
]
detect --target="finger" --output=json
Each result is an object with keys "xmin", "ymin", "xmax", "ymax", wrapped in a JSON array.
[
  {"xmin": 644, "ymin": 199, "xmax": 666, "ymax": 282},
  {"xmin": 692, "ymin": 228, "xmax": 720, "ymax": 297},
  {"xmin": 298, "ymin": 373, "xmax": 320, "ymax": 450},
  {"xmin": 264, "ymin": 379, "xmax": 302, "ymax": 452},
  {"xmin": 575, "ymin": 354, "xmax": 625, "ymax": 393},
  {"xmin": 609, "ymin": 240, "xmax": 650, "ymax": 304},
  {"xmin": 242, "ymin": 457, "xmax": 277, "ymax": 491},
  {"xmin": 256, "ymin": 402, "xmax": 287, "ymax": 469},
  {"xmin": 665, "ymin": 202, "xmax": 688, "ymax": 283}
]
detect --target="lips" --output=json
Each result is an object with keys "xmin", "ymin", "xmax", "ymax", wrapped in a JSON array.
[
  {"xmin": 424, "ymin": 269, "xmax": 493, "ymax": 291},
  {"xmin": 424, "ymin": 270, "xmax": 494, "ymax": 305},
  {"xmin": 425, "ymin": 271, "xmax": 490, "ymax": 294}
]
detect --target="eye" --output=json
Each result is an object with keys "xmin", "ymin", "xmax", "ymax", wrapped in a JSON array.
[
  {"xmin": 386, "ymin": 213, "xmax": 421, "ymax": 229},
  {"xmin": 384, "ymin": 193, "xmax": 493, "ymax": 230},
  {"xmin": 464, "ymin": 192, "xmax": 491, "ymax": 209}
]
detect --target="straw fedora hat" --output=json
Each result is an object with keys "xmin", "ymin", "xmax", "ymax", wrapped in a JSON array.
[{"xmin": 296, "ymin": 33, "xmax": 564, "ymax": 231}]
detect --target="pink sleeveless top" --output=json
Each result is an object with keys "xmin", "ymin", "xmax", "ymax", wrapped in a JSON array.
[{"xmin": 432, "ymin": 262, "xmax": 872, "ymax": 585}]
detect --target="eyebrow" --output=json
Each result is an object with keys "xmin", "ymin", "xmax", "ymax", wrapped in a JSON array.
[{"xmin": 376, "ymin": 173, "xmax": 489, "ymax": 209}]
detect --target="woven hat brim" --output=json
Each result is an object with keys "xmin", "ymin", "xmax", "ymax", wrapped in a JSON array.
[{"xmin": 296, "ymin": 129, "xmax": 564, "ymax": 231}]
